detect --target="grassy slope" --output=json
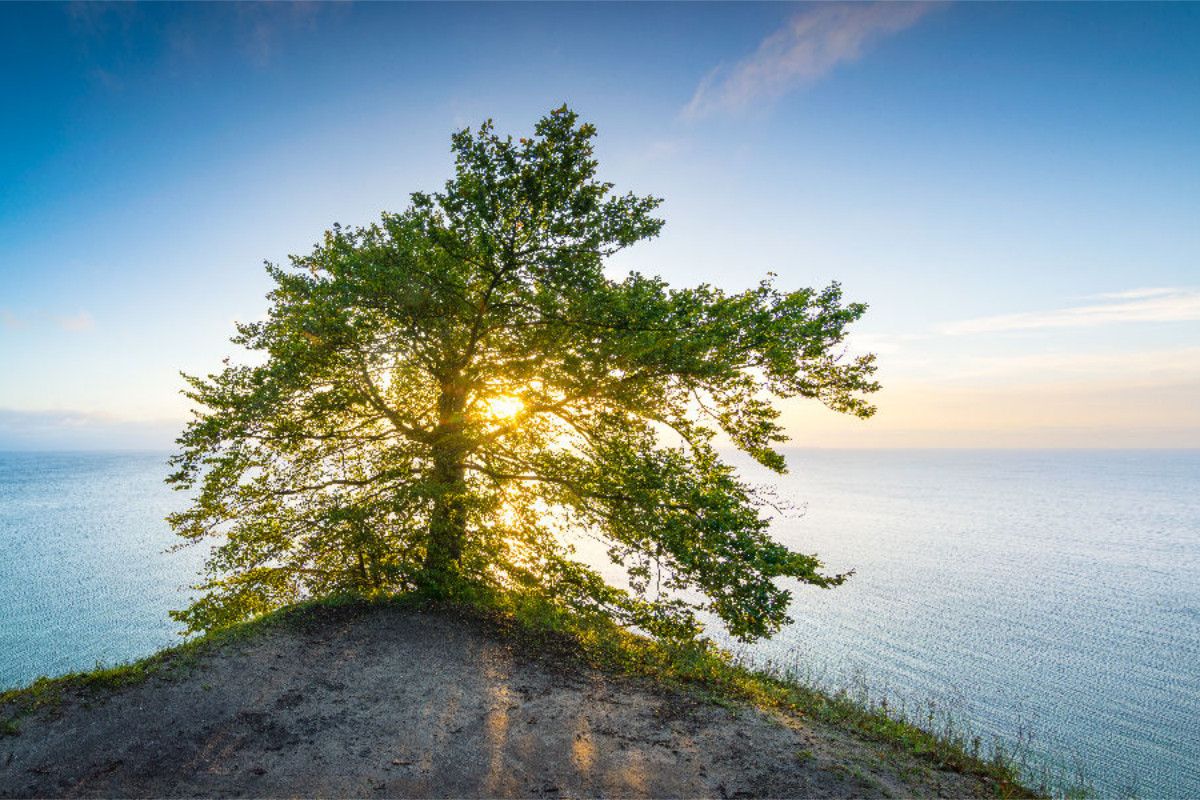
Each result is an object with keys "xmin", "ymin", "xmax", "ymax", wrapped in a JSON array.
[{"xmin": 0, "ymin": 592, "xmax": 1041, "ymax": 798}]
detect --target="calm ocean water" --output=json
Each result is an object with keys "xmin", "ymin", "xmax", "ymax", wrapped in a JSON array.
[
  {"xmin": 1, "ymin": 449, "xmax": 1196, "ymax": 797},
  {"xmin": 731, "ymin": 448, "xmax": 1200, "ymax": 799},
  {"xmin": 0, "ymin": 452, "xmax": 206, "ymax": 689}
]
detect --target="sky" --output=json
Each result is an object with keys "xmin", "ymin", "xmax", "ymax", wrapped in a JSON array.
[{"xmin": 2, "ymin": 1, "xmax": 1198, "ymax": 450}]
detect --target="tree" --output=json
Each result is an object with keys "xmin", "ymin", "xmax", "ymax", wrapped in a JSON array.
[{"xmin": 168, "ymin": 106, "xmax": 879, "ymax": 642}]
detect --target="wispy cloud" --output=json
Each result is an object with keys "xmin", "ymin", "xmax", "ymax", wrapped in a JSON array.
[
  {"xmin": 951, "ymin": 346, "xmax": 1200, "ymax": 382},
  {"xmin": 0, "ymin": 409, "xmax": 180, "ymax": 450},
  {"xmin": 682, "ymin": 2, "xmax": 937, "ymax": 121},
  {"xmin": 234, "ymin": 2, "xmax": 316, "ymax": 67},
  {"xmin": 1089, "ymin": 287, "xmax": 1179, "ymax": 300},
  {"xmin": 0, "ymin": 309, "xmax": 96, "ymax": 332},
  {"xmin": 67, "ymin": 1, "xmax": 140, "ymax": 40},
  {"xmin": 69, "ymin": 1, "xmax": 331, "ymax": 81},
  {"xmin": 844, "ymin": 332, "xmax": 926, "ymax": 356},
  {"xmin": 58, "ymin": 311, "xmax": 96, "ymax": 331},
  {"xmin": 940, "ymin": 288, "xmax": 1200, "ymax": 335},
  {"xmin": 2, "ymin": 308, "xmax": 27, "ymax": 329}
]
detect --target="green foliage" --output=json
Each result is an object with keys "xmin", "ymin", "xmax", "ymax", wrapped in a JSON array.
[{"xmin": 167, "ymin": 106, "xmax": 879, "ymax": 640}]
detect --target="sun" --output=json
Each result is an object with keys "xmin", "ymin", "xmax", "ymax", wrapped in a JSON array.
[{"xmin": 483, "ymin": 395, "xmax": 524, "ymax": 420}]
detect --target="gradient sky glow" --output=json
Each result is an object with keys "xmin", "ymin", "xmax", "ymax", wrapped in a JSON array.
[{"xmin": 2, "ymin": 2, "xmax": 1198, "ymax": 449}]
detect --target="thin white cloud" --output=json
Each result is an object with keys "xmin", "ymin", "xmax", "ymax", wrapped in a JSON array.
[
  {"xmin": 58, "ymin": 311, "xmax": 96, "ymax": 332},
  {"xmin": 682, "ymin": 2, "xmax": 938, "ymax": 121},
  {"xmin": 642, "ymin": 139, "xmax": 684, "ymax": 161},
  {"xmin": 779, "ymin": 375, "xmax": 1200, "ymax": 448},
  {"xmin": 1089, "ymin": 287, "xmax": 1178, "ymax": 300},
  {"xmin": 2, "ymin": 308, "xmax": 27, "ymax": 329},
  {"xmin": 940, "ymin": 288, "xmax": 1200, "ymax": 335},
  {"xmin": 844, "ymin": 333, "xmax": 917, "ymax": 356},
  {"xmin": 69, "ymin": 1, "xmax": 331, "ymax": 79},
  {"xmin": 2, "ymin": 308, "xmax": 95, "ymax": 331},
  {"xmin": 67, "ymin": 1, "xmax": 139, "ymax": 39},
  {"xmin": 951, "ymin": 346, "xmax": 1200, "ymax": 382},
  {"xmin": 0, "ymin": 409, "xmax": 180, "ymax": 450},
  {"xmin": 235, "ymin": 1, "xmax": 324, "ymax": 67}
]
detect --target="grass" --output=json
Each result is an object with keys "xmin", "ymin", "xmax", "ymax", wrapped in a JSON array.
[
  {"xmin": 0, "ymin": 592, "xmax": 374, "ymax": 731},
  {"xmin": 474, "ymin": 590, "xmax": 1046, "ymax": 798},
  {"xmin": 2, "ymin": 590, "xmax": 1051, "ymax": 797}
]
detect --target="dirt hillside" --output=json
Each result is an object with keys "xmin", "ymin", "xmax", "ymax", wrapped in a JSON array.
[{"xmin": 1, "ymin": 603, "xmax": 995, "ymax": 798}]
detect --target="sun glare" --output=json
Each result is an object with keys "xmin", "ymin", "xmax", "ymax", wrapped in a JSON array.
[
  {"xmin": 484, "ymin": 395, "xmax": 524, "ymax": 420},
  {"xmin": 497, "ymin": 502, "xmax": 520, "ymax": 528}
]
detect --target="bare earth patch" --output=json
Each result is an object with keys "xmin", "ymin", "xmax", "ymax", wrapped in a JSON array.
[{"xmin": 1, "ymin": 604, "xmax": 993, "ymax": 798}]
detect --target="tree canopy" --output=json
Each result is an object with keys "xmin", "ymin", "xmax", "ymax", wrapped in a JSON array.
[{"xmin": 167, "ymin": 106, "xmax": 879, "ymax": 642}]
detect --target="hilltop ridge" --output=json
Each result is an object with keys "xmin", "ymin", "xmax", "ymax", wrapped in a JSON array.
[{"xmin": 0, "ymin": 599, "xmax": 1026, "ymax": 798}]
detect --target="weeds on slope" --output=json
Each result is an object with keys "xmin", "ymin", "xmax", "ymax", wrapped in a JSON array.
[{"xmin": 2, "ymin": 590, "xmax": 1064, "ymax": 798}]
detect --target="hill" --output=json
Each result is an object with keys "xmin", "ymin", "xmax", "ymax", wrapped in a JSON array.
[{"xmin": 0, "ymin": 599, "xmax": 1027, "ymax": 798}]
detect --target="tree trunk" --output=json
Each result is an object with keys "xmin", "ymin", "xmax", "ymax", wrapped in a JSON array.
[{"xmin": 423, "ymin": 380, "xmax": 469, "ymax": 594}]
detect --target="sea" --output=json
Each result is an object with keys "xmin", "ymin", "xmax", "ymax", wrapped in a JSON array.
[{"xmin": 1, "ymin": 448, "xmax": 1197, "ymax": 798}]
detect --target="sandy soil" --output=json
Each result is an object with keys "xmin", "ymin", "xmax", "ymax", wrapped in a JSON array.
[{"xmin": 1, "ymin": 603, "xmax": 994, "ymax": 798}]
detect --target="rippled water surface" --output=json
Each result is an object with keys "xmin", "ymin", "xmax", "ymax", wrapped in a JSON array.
[
  {"xmin": 0, "ymin": 452, "xmax": 205, "ymax": 689},
  {"xmin": 1, "ymin": 449, "xmax": 1197, "ymax": 797},
  {"xmin": 731, "ymin": 448, "xmax": 1200, "ymax": 799}
]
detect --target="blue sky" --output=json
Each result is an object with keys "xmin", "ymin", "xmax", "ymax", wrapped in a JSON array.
[{"xmin": 2, "ymin": 1, "xmax": 1198, "ymax": 449}]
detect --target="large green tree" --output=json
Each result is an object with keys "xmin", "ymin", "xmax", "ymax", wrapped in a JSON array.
[{"xmin": 168, "ymin": 107, "xmax": 878, "ymax": 641}]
